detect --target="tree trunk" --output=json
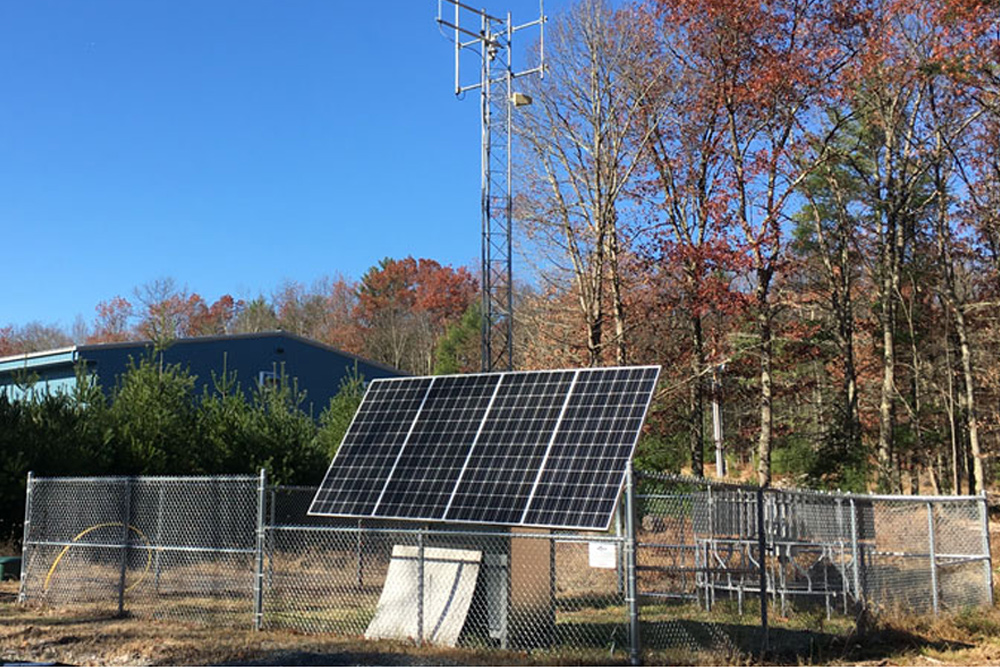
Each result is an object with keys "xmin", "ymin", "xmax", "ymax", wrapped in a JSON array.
[
  {"xmin": 933, "ymin": 151, "xmax": 986, "ymax": 494},
  {"xmin": 586, "ymin": 308, "xmax": 603, "ymax": 367},
  {"xmin": 877, "ymin": 205, "xmax": 903, "ymax": 492},
  {"xmin": 929, "ymin": 451, "xmax": 942, "ymax": 495},
  {"xmin": 944, "ymin": 308, "xmax": 961, "ymax": 494},
  {"xmin": 954, "ymin": 308, "xmax": 984, "ymax": 493},
  {"xmin": 907, "ymin": 285, "xmax": 925, "ymax": 494},
  {"xmin": 689, "ymin": 313, "xmax": 705, "ymax": 477},
  {"xmin": 878, "ymin": 292, "xmax": 896, "ymax": 491},
  {"xmin": 809, "ymin": 179, "xmax": 862, "ymax": 476},
  {"xmin": 756, "ymin": 272, "xmax": 774, "ymax": 487},
  {"xmin": 607, "ymin": 218, "xmax": 628, "ymax": 365}
]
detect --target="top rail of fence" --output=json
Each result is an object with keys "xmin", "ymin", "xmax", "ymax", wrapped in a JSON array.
[
  {"xmin": 31, "ymin": 474, "xmax": 260, "ymax": 483},
  {"xmin": 634, "ymin": 470, "xmax": 986, "ymax": 504}
]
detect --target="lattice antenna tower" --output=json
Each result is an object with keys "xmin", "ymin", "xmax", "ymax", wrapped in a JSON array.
[{"xmin": 437, "ymin": 0, "xmax": 545, "ymax": 372}]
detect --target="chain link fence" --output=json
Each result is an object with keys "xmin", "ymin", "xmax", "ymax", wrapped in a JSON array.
[
  {"xmin": 635, "ymin": 472, "xmax": 994, "ymax": 658},
  {"xmin": 18, "ymin": 471, "xmax": 994, "ymax": 663},
  {"xmin": 19, "ymin": 474, "xmax": 261, "ymax": 624}
]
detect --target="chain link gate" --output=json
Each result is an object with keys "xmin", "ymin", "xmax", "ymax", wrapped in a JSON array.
[{"xmin": 18, "ymin": 471, "xmax": 994, "ymax": 664}]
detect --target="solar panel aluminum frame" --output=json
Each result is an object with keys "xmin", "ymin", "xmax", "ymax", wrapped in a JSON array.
[{"xmin": 307, "ymin": 365, "xmax": 660, "ymax": 531}]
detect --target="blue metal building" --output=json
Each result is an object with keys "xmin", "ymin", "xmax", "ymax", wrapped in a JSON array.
[{"xmin": 0, "ymin": 331, "xmax": 402, "ymax": 416}]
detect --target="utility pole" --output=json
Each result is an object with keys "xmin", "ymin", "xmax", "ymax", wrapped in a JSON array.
[
  {"xmin": 437, "ymin": 0, "xmax": 545, "ymax": 372},
  {"xmin": 712, "ymin": 364, "xmax": 726, "ymax": 477}
]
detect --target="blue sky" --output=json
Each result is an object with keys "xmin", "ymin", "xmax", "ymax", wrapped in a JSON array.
[{"xmin": 0, "ymin": 0, "xmax": 559, "ymax": 330}]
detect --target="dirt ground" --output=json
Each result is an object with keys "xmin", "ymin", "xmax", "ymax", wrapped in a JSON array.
[
  {"xmin": 0, "ymin": 580, "xmax": 623, "ymax": 666},
  {"xmin": 3, "ymin": 511, "xmax": 1000, "ymax": 667},
  {"xmin": 3, "ymin": 583, "xmax": 1000, "ymax": 667},
  {"xmin": 0, "ymin": 598, "xmax": 481, "ymax": 666}
]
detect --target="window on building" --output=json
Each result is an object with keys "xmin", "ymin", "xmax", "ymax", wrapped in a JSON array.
[{"xmin": 258, "ymin": 370, "xmax": 280, "ymax": 388}]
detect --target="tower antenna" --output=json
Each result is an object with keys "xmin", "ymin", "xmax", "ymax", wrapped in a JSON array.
[{"xmin": 437, "ymin": 0, "xmax": 545, "ymax": 372}]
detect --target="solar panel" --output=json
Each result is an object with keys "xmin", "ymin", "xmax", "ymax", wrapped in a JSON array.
[
  {"xmin": 375, "ymin": 374, "xmax": 499, "ymax": 520},
  {"xmin": 308, "ymin": 378, "xmax": 432, "ymax": 517},
  {"xmin": 308, "ymin": 366, "xmax": 660, "ymax": 530},
  {"xmin": 446, "ymin": 370, "xmax": 575, "ymax": 525}
]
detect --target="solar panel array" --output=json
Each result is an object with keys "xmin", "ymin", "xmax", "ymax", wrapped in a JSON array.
[{"xmin": 308, "ymin": 366, "xmax": 660, "ymax": 530}]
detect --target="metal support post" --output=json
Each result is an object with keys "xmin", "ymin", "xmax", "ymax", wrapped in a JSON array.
[
  {"xmin": 712, "ymin": 366, "xmax": 725, "ymax": 477},
  {"xmin": 849, "ymin": 498, "xmax": 861, "ymax": 606},
  {"xmin": 548, "ymin": 534, "xmax": 556, "ymax": 649},
  {"xmin": 927, "ymin": 502, "xmax": 939, "ymax": 615},
  {"xmin": 706, "ymin": 484, "xmax": 714, "ymax": 611},
  {"xmin": 624, "ymin": 464, "xmax": 642, "ymax": 666},
  {"xmin": 824, "ymin": 551, "xmax": 832, "ymax": 620},
  {"xmin": 356, "ymin": 520, "xmax": 364, "ymax": 590},
  {"xmin": 981, "ymin": 492, "xmax": 994, "ymax": 607},
  {"xmin": 17, "ymin": 471, "xmax": 33, "ymax": 603},
  {"xmin": 836, "ymin": 497, "xmax": 848, "ymax": 614},
  {"xmin": 417, "ymin": 528, "xmax": 426, "ymax": 644},
  {"xmin": 118, "ymin": 477, "xmax": 133, "ymax": 617},
  {"xmin": 253, "ymin": 468, "xmax": 267, "ymax": 630},
  {"xmin": 267, "ymin": 488, "xmax": 276, "ymax": 590},
  {"xmin": 616, "ymin": 503, "xmax": 625, "ymax": 595},
  {"xmin": 756, "ymin": 486, "xmax": 768, "ymax": 655},
  {"xmin": 154, "ymin": 486, "xmax": 164, "ymax": 593}
]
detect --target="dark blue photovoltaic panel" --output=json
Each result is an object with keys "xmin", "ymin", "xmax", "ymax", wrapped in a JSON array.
[
  {"xmin": 308, "ymin": 366, "xmax": 660, "ymax": 531},
  {"xmin": 375, "ymin": 374, "xmax": 500, "ymax": 520},
  {"xmin": 521, "ymin": 367, "xmax": 660, "ymax": 529},
  {"xmin": 445, "ymin": 370, "xmax": 574, "ymax": 524},
  {"xmin": 308, "ymin": 377, "xmax": 432, "ymax": 517}
]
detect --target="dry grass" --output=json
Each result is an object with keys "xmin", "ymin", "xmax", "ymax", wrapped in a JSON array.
[
  {"xmin": 4, "ymin": 579, "xmax": 1000, "ymax": 666},
  {"xmin": 0, "ymin": 580, "xmax": 635, "ymax": 666},
  {"xmin": 0, "ymin": 590, "xmax": 609, "ymax": 665},
  {"xmin": 822, "ymin": 606, "xmax": 1000, "ymax": 666},
  {"xmin": 5, "ymin": 536, "xmax": 1000, "ymax": 665}
]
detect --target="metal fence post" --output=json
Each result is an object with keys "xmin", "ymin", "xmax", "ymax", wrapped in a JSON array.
[
  {"xmin": 154, "ymin": 485, "xmax": 164, "ymax": 593},
  {"xmin": 756, "ymin": 486, "xmax": 768, "ymax": 655},
  {"xmin": 417, "ymin": 527, "xmax": 425, "ymax": 644},
  {"xmin": 17, "ymin": 471, "xmax": 34, "ymax": 604},
  {"xmin": 927, "ymin": 501, "xmax": 939, "ymax": 615},
  {"xmin": 253, "ymin": 468, "xmax": 267, "ymax": 630},
  {"xmin": 356, "ymin": 520, "xmax": 364, "ymax": 590},
  {"xmin": 267, "ymin": 487, "xmax": 276, "ymax": 590},
  {"xmin": 836, "ymin": 497, "xmax": 847, "ymax": 614},
  {"xmin": 616, "ymin": 502, "xmax": 625, "ymax": 596},
  {"xmin": 981, "ymin": 492, "xmax": 994, "ymax": 607},
  {"xmin": 118, "ymin": 477, "xmax": 133, "ymax": 617},
  {"xmin": 706, "ymin": 484, "xmax": 714, "ymax": 611},
  {"xmin": 624, "ymin": 463, "xmax": 642, "ymax": 666},
  {"xmin": 849, "ymin": 498, "xmax": 861, "ymax": 606}
]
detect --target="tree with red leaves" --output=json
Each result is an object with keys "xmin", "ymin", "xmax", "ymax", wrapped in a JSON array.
[
  {"xmin": 187, "ymin": 294, "xmax": 240, "ymax": 337},
  {"xmin": 650, "ymin": 0, "xmax": 854, "ymax": 484},
  {"xmin": 89, "ymin": 296, "xmax": 135, "ymax": 343},
  {"xmin": 634, "ymin": 0, "xmax": 752, "ymax": 475},
  {"xmin": 0, "ymin": 326, "xmax": 16, "ymax": 357},
  {"xmin": 355, "ymin": 257, "xmax": 476, "ymax": 374}
]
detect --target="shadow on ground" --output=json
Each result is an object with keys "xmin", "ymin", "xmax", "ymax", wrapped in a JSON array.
[
  {"xmin": 643, "ymin": 619, "xmax": 975, "ymax": 664},
  {"xmin": 215, "ymin": 651, "xmax": 463, "ymax": 666}
]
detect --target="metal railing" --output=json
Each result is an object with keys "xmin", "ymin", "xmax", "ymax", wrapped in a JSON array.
[{"xmin": 18, "ymin": 470, "xmax": 994, "ymax": 663}]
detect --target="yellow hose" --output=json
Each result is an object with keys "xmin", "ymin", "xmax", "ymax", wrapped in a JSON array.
[{"xmin": 43, "ymin": 522, "xmax": 153, "ymax": 594}]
